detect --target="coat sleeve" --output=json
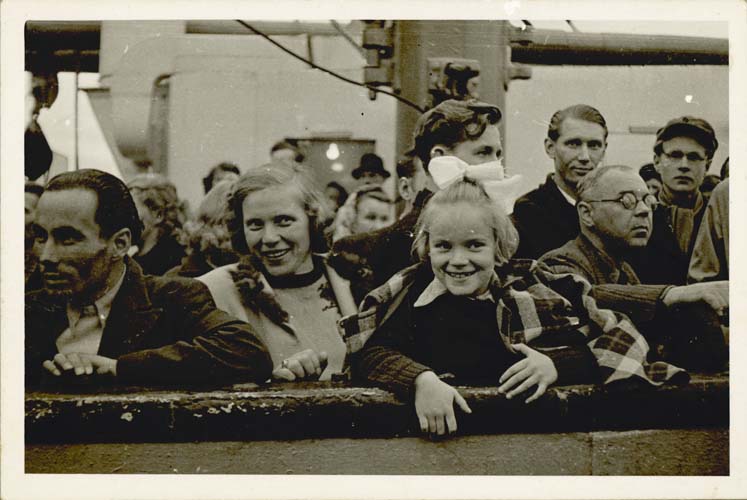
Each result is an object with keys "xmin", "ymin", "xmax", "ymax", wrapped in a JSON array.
[
  {"xmin": 540, "ymin": 251, "xmax": 671, "ymax": 325},
  {"xmin": 688, "ymin": 183, "xmax": 729, "ymax": 283},
  {"xmin": 116, "ymin": 280, "xmax": 272, "ymax": 385},
  {"xmin": 511, "ymin": 199, "xmax": 545, "ymax": 259},
  {"xmin": 353, "ymin": 295, "xmax": 432, "ymax": 400}
]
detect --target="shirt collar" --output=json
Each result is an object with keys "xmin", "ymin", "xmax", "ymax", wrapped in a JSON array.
[
  {"xmin": 66, "ymin": 266, "xmax": 127, "ymax": 328},
  {"xmin": 555, "ymin": 181, "xmax": 577, "ymax": 206},
  {"xmin": 413, "ymin": 275, "xmax": 496, "ymax": 308}
]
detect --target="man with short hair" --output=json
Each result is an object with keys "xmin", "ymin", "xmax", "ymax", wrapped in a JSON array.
[
  {"xmin": 26, "ymin": 169, "xmax": 272, "ymax": 387},
  {"xmin": 394, "ymin": 153, "xmax": 427, "ymax": 219},
  {"xmin": 330, "ymin": 99, "xmax": 503, "ymax": 298},
  {"xmin": 539, "ymin": 165, "xmax": 727, "ymax": 371},
  {"xmin": 629, "ymin": 116, "xmax": 718, "ymax": 285},
  {"xmin": 512, "ymin": 104, "xmax": 608, "ymax": 259}
]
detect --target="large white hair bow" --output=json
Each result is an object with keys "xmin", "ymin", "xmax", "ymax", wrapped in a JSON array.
[{"xmin": 428, "ymin": 156, "xmax": 524, "ymax": 213}]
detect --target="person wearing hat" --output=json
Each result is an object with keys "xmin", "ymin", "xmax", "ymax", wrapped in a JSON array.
[
  {"xmin": 639, "ymin": 163, "xmax": 663, "ymax": 200},
  {"xmin": 352, "ymin": 153, "xmax": 391, "ymax": 187},
  {"xmin": 629, "ymin": 116, "xmax": 719, "ymax": 285}
]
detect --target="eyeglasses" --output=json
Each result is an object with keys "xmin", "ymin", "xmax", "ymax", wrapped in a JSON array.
[
  {"xmin": 662, "ymin": 150, "xmax": 707, "ymax": 163},
  {"xmin": 585, "ymin": 192, "xmax": 658, "ymax": 210}
]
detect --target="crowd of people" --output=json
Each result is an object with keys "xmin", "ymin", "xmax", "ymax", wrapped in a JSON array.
[{"xmin": 24, "ymin": 98, "xmax": 729, "ymax": 437}]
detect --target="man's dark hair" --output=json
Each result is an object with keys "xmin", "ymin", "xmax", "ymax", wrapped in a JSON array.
[
  {"xmin": 639, "ymin": 163, "xmax": 661, "ymax": 183},
  {"xmin": 720, "ymin": 156, "xmax": 729, "ymax": 180},
  {"xmin": 396, "ymin": 155, "xmax": 418, "ymax": 179},
  {"xmin": 410, "ymin": 99, "xmax": 502, "ymax": 169},
  {"xmin": 203, "ymin": 162, "xmax": 240, "ymax": 194},
  {"xmin": 547, "ymin": 104, "xmax": 608, "ymax": 142},
  {"xmin": 25, "ymin": 182, "xmax": 44, "ymax": 198},
  {"xmin": 45, "ymin": 169, "xmax": 143, "ymax": 246},
  {"xmin": 699, "ymin": 174, "xmax": 722, "ymax": 195}
]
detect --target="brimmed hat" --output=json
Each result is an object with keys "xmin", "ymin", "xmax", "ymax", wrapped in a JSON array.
[
  {"xmin": 351, "ymin": 153, "xmax": 391, "ymax": 180},
  {"xmin": 655, "ymin": 116, "xmax": 718, "ymax": 156}
]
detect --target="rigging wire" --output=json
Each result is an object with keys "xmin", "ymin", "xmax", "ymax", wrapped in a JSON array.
[{"xmin": 235, "ymin": 19, "xmax": 424, "ymax": 113}]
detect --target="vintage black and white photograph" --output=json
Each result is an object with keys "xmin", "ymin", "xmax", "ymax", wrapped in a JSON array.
[{"xmin": 2, "ymin": 1, "xmax": 745, "ymax": 498}]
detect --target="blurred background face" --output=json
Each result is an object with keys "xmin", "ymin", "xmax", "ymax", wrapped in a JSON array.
[
  {"xmin": 130, "ymin": 190, "xmax": 160, "ymax": 239},
  {"xmin": 325, "ymin": 185, "xmax": 344, "ymax": 211},
  {"xmin": 655, "ymin": 136, "xmax": 709, "ymax": 196},
  {"xmin": 353, "ymin": 196, "xmax": 392, "ymax": 234},
  {"xmin": 546, "ymin": 118, "xmax": 607, "ymax": 191},
  {"xmin": 585, "ymin": 170, "xmax": 654, "ymax": 250},
  {"xmin": 645, "ymin": 177, "xmax": 663, "ymax": 198},
  {"xmin": 241, "ymin": 185, "xmax": 313, "ymax": 277},
  {"xmin": 358, "ymin": 171, "xmax": 386, "ymax": 187},
  {"xmin": 213, "ymin": 169, "xmax": 239, "ymax": 186},
  {"xmin": 271, "ymin": 148, "xmax": 298, "ymax": 164},
  {"xmin": 25, "ymin": 192, "xmax": 41, "ymax": 226}
]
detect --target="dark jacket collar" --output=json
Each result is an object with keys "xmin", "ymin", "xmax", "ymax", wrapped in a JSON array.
[
  {"xmin": 26, "ymin": 257, "xmax": 163, "ymax": 358},
  {"xmin": 97, "ymin": 257, "xmax": 163, "ymax": 357}
]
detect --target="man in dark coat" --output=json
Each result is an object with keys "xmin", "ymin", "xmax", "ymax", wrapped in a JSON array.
[
  {"xmin": 539, "ymin": 165, "xmax": 727, "ymax": 371},
  {"xmin": 512, "ymin": 104, "xmax": 608, "ymax": 259},
  {"xmin": 26, "ymin": 169, "xmax": 271, "ymax": 387},
  {"xmin": 330, "ymin": 99, "xmax": 504, "ymax": 301}
]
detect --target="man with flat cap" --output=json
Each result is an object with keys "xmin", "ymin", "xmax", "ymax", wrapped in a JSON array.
[{"xmin": 629, "ymin": 116, "xmax": 719, "ymax": 285}]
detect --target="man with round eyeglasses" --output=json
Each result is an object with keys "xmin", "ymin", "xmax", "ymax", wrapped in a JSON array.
[
  {"xmin": 539, "ymin": 165, "xmax": 727, "ymax": 372},
  {"xmin": 629, "ymin": 116, "xmax": 719, "ymax": 285}
]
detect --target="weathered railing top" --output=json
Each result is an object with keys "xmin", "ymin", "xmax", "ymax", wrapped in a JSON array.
[{"xmin": 26, "ymin": 373, "xmax": 728, "ymax": 444}]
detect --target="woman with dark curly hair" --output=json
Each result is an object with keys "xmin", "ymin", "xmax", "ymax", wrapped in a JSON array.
[
  {"xmin": 128, "ymin": 173, "xmax": 187, "ymax": 276},
  {"xmin": 198, "ymin": 162, "xmax": 356, "ymax": 381}
]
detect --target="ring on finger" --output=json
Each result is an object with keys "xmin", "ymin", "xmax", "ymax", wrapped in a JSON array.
[{"xmin": 281, "ymin": 359, "xmax": 289, "ymax": 368}]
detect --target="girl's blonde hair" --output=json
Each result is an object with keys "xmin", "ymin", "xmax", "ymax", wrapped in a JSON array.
[{"xmin": 412, "ymin": 178, "xmax": 519, "ymax": 266}]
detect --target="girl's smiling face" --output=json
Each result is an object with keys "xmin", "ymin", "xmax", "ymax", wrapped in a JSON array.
[{"xmin": 428, "ymin": 202, "xmax": 496, "ymax": 297}]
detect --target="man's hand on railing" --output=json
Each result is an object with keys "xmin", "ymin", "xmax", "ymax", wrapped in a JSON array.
[
  {"xmin": 43, "ymin": 353, "xmax": 118, "ymax": 377},
  {"xmin": 662, "ymin": 281, "xmax": 729, "ymax": 319}
]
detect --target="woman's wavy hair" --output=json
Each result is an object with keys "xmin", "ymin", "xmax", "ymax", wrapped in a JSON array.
[
  {"xmin": 127, "ymin": 173, "xmax": 182, "ymax": 237},
  {"xmin": 181, "ymin": 179, "xmax": 238, "ymax": 265},
  {"xmin": 412, "ymin": 177, "xmax": 519, "ymax": 267},
  {"xmin": 227, "ymin": 162, "xmax": 333, "ymax": 256}
]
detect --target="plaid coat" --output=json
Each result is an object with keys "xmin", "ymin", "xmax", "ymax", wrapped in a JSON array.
[{"xmin": 340, "ymin": 259, "xmax": 688, "ymax": 388}]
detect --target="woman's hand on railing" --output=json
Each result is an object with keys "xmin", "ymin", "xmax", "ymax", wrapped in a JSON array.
[{"xmin": 272, "ymin": 349, "xmax": 328, "ymax": 381}]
